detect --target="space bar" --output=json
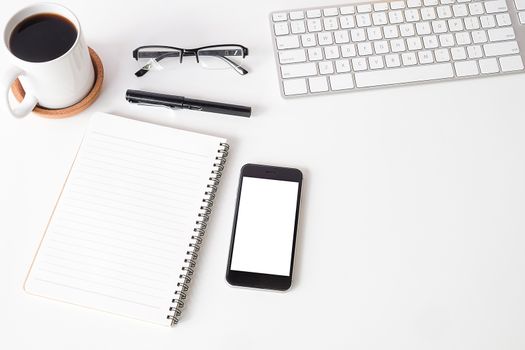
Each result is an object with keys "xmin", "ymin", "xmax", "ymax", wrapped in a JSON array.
[{"xmin": 355, "ymin": 63, "xmax": 454, "ymax": 88}]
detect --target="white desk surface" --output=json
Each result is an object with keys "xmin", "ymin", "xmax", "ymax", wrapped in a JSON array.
[{"xmin": 1, "ymin": 0, "xmax": 525, "ymax": 349}]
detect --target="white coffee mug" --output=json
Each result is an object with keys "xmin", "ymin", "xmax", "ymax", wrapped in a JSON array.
[{"xmin": 2, "ymin": 3, "xmax": 94, "ymax": 118}]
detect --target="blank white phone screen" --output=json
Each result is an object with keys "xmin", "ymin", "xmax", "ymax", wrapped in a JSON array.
[{"xmin": 230, "ymin": 177, "xmax": 299, "ymax": 276}]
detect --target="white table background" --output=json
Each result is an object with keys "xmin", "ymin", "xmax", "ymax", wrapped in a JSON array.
[{"xmin": 1, "ymin": 0, "xmax": 525, "ymax": 349}]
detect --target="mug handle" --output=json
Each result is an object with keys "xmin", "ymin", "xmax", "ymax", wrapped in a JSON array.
[{"xmin": 2, "ymin": 67, "xmax": 38, "ymax": 118}]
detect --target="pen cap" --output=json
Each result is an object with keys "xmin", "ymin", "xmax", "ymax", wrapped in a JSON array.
[{"xmin": 185, "ymin": 97, "xmax": 251, "ymax": 117}]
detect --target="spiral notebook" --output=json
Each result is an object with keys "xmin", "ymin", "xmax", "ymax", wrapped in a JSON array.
[{"xmin": 24, "ymin": 112, "xmax": 228, "ymax": 326}]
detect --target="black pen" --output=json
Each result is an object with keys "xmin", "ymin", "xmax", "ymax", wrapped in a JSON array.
[{"xmin": 125, "ymin": 89, "xmax": 251, "ymax": 118}]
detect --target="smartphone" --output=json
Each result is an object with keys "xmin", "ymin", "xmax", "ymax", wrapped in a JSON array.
[{"xmin": 226, "ymin": 164, "xmax": 303, "ymax": 291}]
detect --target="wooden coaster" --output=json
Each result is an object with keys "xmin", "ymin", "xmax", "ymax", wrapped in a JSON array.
[{"xmin": 11, "ymin": 47, "xmax": 104, "ymax": 119}]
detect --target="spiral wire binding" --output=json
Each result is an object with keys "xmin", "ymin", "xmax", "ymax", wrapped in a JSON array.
[{"xmin": 167, "ymin": 143, "xmax": 229, "ymax": 325}]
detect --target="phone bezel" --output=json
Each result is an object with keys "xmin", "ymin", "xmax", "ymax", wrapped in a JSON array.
[{"xmin": 226, "ymin": 163, "xmax": 303, "ymax": 291}]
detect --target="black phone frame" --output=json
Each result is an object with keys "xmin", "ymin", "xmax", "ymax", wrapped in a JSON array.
[{"xmin": 226, "ymin": 163, "xmax": 303, "ymax": 291}]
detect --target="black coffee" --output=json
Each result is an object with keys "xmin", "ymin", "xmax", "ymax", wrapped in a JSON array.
[{"xmin": 9, "ymin": 13, "xmax": 77, "ymax": 63}]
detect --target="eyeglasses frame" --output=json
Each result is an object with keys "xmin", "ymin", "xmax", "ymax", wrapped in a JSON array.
[{"xmin": 132, "ymin": 44, "xmax": 249, "ymax": 77}]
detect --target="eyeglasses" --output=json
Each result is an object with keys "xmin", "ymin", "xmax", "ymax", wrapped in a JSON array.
[{"xmin": 132, "ymin": 44, "xmax": 249, "ymax": 77}]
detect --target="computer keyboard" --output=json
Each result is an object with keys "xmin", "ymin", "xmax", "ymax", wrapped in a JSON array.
[{"xmin": 270, "ymin": 0, "xmax": 525, "ymax": 97}]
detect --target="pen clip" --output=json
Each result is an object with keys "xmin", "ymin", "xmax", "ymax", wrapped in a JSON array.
[
  {"xmin": 130, "ymin": 100, "xmax": 182, "ymax": 110},
  {"xmin": 187, "ymin": 104, "xmax": 203, "ymax": 111}
]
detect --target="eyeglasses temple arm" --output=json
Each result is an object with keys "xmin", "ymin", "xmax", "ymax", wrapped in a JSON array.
[
  {"xmin": 214, "ymin": 56, "xmax": 248, "ymax": 75},
  {"xmin": 134, "ymin": 52, "xmax": 181, "ymax": 77}
]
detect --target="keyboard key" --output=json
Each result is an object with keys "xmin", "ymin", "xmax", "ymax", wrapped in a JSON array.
[
  {"xmin": 309, "ymin": 76, "xmax": 329, "ymax": 92},
  {"xmin": 499, "ymin": 55, "xmax": 524, "ymax": 71},
  {"xmin": 391, "ymin": 38, "xmax": 407, "ymax": 52},
  {"xmin": 435, "ymin": 48, "xmax": 451, "ymax": 62},
  {"xmin": 352, "ymin": 57, "xmax": 368, "ymax": 71},
  {"xmin": 433, "ymin": 20, "xmax": 448, "ymax": 33},
  {"xmin": 276, "ymin": 35, "xmax": 300, "ymax": 49},
  {"xmin": 323, "ymin": 7, "xmax": 339, "ymax": 16},
  {"xmin": 407, "ymin": 37, "xmax": 423, "ymax": 50},
  {"xmin": 418, "ymin": 50, "xmax": 434, "ymax": 63},
  {"xmin": 369, "ymin": 55, "xmax": 384, "ymax": 69},
  {"xmin": 307, "ymin": 9, "xmax": 321, "ymax": 18},
  {"xmin": 467, "ymin": 45, "xmax": 483, "ymax": 58},
  {"xmin": 385, "ymin": 54, "xmax": 402, "ymax": 67},
  {"xmin": 329, "ymin": 74, "xmax": 355, "ymax": 90},
  {"xmin": 402, "ymin": 52, "xmax": 418, "ymax": 65},
  {"xmin": 437, "ymin": 5, "xmax": 453, "ymax": 18},
  {"xmin": 469, "ymin": 2, "xmax": 484, "ymax": 15},
  {"xmin": 407, "ymin": 0, "xmax": 422, "ymax": 8},
  {"xmin": 283, "ymin": 78, "xmax": 307, "ymax": 95},
  {"xmin": 416, "ymin": 22, "xmax": 432, "ymax": 35},
  {"xmin": 324, "ymin": 46, "xmax": 340, "ymax": 59},
  {"xmin": 423, "ymin": 35, "xmax": 439, "ymax": 48},
  {"xmin": 496, "ymin": 13, "xmax": 512, "ymax": 26},
  {"xmin": 307, "ymin": 18, "xmax": 322, "ymax": 32},
  {"xmin": 323, "ymin": 17, "xmax": 339, "ymax": 30},
  {"xmin": 516, "ymin": 0, "xmax": 525, "ymax": 10},
  {"xmin": 480, "ymin": 15, "xmax": 496, "ymax": 28},
  {"xmin": 439, "ymin": 33, "xmax": 455, "ymax": 47},
  {"xmin": 335, "ymin": 59, "xmax": 352, "ymax": 72},
  {"xmin": 319, "ymin": 61, "xmax": 334, "ymax": 74},
  {"xmin": 374, "ymin": 40, "xmax": 389, "ymax": 54},
  {"xmin": 484, "ymin": 0, "xmax": 507, "ymax": 13},
  {"xmin": 488, "ymin": 27, "xmax": 515, "ymax": 41},
  {"xmin": 389, "ymin": 10, "xmax": 404, "ymax": 23},
  {"xmin": 274, "ymin": 22, "xmax": 289, "ymax": 36},
  {"xmin": 341, "ymin": 44, "xmax": 357, "ymax": 57},
  {"xmin": 273, "ymin": 12, "xmax": 287, "ymax": 22},
  {"xmin": 374, "ymin": 2, "xmax": 389, "ymax": 11},
  {"xmin": 372, "ymin": 12, "xmax": 388, "ymax": 25},
  {"xmin": 289, "ymin": 11, "xmax": 305, "ymax": 20},
  {"xmin": 356, "ymin": 14, "xmax": 372, "ymax": 27},
  {"xmin": 448, "ymin": 18, "xmax": 464, "ymax": 31},
  {"xmin": 308, "ymin": 47, "xmax": 323, "ymax": 61},
  {"xmin": 451, "ymin": 46, "xmax": 467, "ymax": 60},
  {"xmin": 472, "ymin": 30, "xmax": 488, "ymax": 43},
  {"xmin": 351, "ymin": 28, "xmax": 367, "ymax": 41},
  {"xmin": 384, "ymin": 25, "xmax": 399, "ymax": 38},
  {"xmin": 358, "ymin": 42, "xmax": 373, "ymax": 55},
  {"xmin": 400, "ymin": 23, "xmax": 416, "ymax": 36},
  {"xmin": 291, "ymin": 20, "xmax": 306, "ymax": 34},
  {"xmin": 455, "ymin": 60, "xmax": 479, "ymax": 76},
  {"xmin": 301, "ymin": 34, "xmax": 316, "ymax": 47},
  {"xmin": 367, "ymin": 27, "xmax": 383, "ymax": 40},
  {"xmin": 453, "ymin": 4, "xmax": 469, "ymax": 16},
  {"xmin": 357, "ymin": 4, "xmax": 373, "ymax": 13},
  {"xmin": 340, "ymin": 5, "xmax": 355, "ymax": 14},
  {"xmin": 318, "ymin": 32, "xmax": 333, "ymax": 45},
  {"xmin": 405, "ymin": 9, "xmax": 420, "ymax": 21},
  {"xmin": 479, "ymin": 57, "xmax": 499, "ymax": 73},
  {"xmin": 340, "ymin": 15, "xmax": 356, "ymax": 28},
  {"xmin": 424, "ymin": 0, "xmax": 439, "ymax": 5},
  {"xmin": 421, "ymin": 7, "xmax": 437, "ymax": 20},
  {"xmin": 279, "ymin": 49, "xmax": 307, "ymax": 64},
  {"xmin": 281, "ymin": 62, "xmax": 317, "ymax": 78},
  {"xmin": 334, "ymin": 30, "xmax": 350, "ymax": 43},
  {"xmin": 456, "ymin": 32, "xmax": 471, "ymax": 45},
  {"xmin": 484, "ymin": 41, "xmax": 520, "ymax": 56},
  {"xmin": 464, "ymin": 16, "xmax": 481, "ymax": 29},
  {"xmin": 391, "ymin": 1, "xmax": 406, "ymax": 9},
  {"xmin": 355, "ymin": 63, "xmax": 454, "ymax": 87},
  {"xmin": 520, "ymin": 12, "xmax": 525, "ymax": 24}
]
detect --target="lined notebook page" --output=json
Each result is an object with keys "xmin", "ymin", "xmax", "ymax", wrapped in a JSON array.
[{"xmin": 25, "ymin": 112, "xmax": 226, "ymax": 325}]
